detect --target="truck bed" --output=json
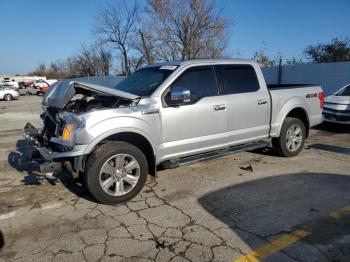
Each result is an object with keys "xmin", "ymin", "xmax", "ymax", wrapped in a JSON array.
[
  {"xmin": 267, "ymin": 84, "xmax": 316, "ymax": 89},
  {"xmin": 268, "ymin": 84, "xmax": 323, "ymax": 137}
]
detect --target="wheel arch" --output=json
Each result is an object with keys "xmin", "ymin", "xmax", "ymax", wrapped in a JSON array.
[
  {"xmin": 272, "ymin": 102, "xmax": 311, "ymax": 138},
  {"xmin": 84, "ymin": 131, "xmax": 157, "ymax": 176},
  {"xmin": 285, "ymin": 107, "xmax": 310, "ymax": 137}
]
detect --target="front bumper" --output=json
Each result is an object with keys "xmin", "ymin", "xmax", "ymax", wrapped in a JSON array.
[
  {"xmin": 23, "ymin": 122, "xmax": 88, "ymax": 161},
  {"xmin": 323, "ymin": 103, "xmax": 350, "ymax": 124},
  {"xmin": 323, "ymin": 111, "xmax": 350, "ymax": 125}
]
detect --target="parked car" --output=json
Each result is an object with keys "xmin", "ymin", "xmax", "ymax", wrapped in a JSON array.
[
  {"xmin": 35, "ymin": 79, "xmax": 58, "ymax": 94},
  {"xmin": 323, "ymin": 84, "xmax": 350, "ymax": 125},
  {"xmin": 27, "ymin": 81, "xmax": 36, "ymax": 88},
  {"xmin": 1, "ymin": 80, "xmax": 19, "ymax": 90},
  {"xmin": 17, "ymin": 86, "xmax": 38, "ymax": 96},
  {"xmin": 0, "ymin": 85, "xmax": 20, "ymax": 101},
  {"xmin": 34, "ymin": 79, "xmax": 49, "ymax": 89},
  {"xmin": 18, "ymin": 82, "xmax": 27, "ymax": 89},
  {"xmin": 34, "ymin": 79, "xmax": 58, "ymax": 89},
  {"xmin": 37, "ymin": 85, "xmax": 49, "ymax": 95},
  {"xmin": 46, "ymin": 79, "xmax": 58, "ymax": 86},
  {"xmin": 24, "ymin": 59, "xmax": 324, "ymax": 204}
]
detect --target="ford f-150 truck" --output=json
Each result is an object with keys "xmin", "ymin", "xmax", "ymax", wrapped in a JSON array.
[{"xmin": 23, "ymin": 59, "xmax": 324, "ymax": 204}]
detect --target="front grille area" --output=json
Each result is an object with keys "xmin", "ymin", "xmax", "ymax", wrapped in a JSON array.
[{"xmin": 41, "ymin": 114, "xmax": 58, "ymax": 145}]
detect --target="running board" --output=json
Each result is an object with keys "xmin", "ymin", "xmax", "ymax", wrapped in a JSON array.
[{"xmin": 161, "ymin": 141, "xmax": 267, "ymax": 169}]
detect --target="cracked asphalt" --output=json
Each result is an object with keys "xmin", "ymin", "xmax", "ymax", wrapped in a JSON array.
[{"xmin": 0, "ymin": 96, "xmax": 350, "ymax": 262}]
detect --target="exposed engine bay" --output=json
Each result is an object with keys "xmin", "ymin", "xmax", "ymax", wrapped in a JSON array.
[
  {"xmin": 36, "ymin": 80, "xmax": 139, "ymax": 149},
  {"xmin": 64, "ymin": 94, "xmax": 131, "ymax": 113},
  {"xmin": 43, "ymin": 80, "xmax": 139, "ymax": 110}
]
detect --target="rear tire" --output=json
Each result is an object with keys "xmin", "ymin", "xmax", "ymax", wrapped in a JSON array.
[
  {"xmin": 84, "ymin": 141, "xmax": 148, "ymax": 204},
  {"xmin": 272, "ymin": 117, "xmax": 306, "ymax": 157},
  {"xmin": 4, "ymin": 94, "xmax": 13, "ymax": 101}
]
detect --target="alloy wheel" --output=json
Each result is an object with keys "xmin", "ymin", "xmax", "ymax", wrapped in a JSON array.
[
  {"xmin": 285, "ymin": 124, "xmax": 303, "ymax": 152},
  {"xmin": 99, "ymin": 153, "xmax": 140, "ymax": 196}
]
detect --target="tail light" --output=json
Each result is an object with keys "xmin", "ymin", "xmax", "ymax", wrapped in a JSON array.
[{"xmin": 318, "ymin": 92, "xmax": 325, "ymax": 109}]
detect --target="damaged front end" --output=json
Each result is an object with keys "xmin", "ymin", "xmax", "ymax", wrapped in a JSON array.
[
  {"xmin": 23, "ymin": 107, "xmax": 88, "ymax": 176},
  {"xmin": 23, "ymin": 80, "xmax": 139, "ymax": 177}
]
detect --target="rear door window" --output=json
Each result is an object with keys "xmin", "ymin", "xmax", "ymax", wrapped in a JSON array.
[{"xmin": 215, "ymin": 65, "xmax": 260, "ymax": 94}]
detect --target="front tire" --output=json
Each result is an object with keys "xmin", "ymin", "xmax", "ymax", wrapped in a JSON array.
[
  {"xmin": 85, "ymin": 141, "xmax": 148, "ymax": 204},
  {"xmin": 4, "ymin": 94, "xmax": 13, "ymax": 101},
  {"xmin": 272, "ymin": 117, "xmax": 306, "ymax": 157}
]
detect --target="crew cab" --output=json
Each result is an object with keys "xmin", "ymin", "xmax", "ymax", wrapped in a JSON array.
[{"xmin": 23, "ymin": 59, "xmax": 324, "ymax": 204}]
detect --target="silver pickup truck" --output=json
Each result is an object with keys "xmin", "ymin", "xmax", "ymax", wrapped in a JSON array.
[{"xmin": 23, "ymin": 59, "xmax": 324, "ymax": 204}]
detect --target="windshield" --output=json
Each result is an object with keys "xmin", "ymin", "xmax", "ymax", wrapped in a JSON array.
[
  {"xmin": 113, "ymin": 66, "xmax": 176, "ymax": 96},
  {"xmin": 335, "ymin": 85, "xmax": 350, "ymax": 96}
]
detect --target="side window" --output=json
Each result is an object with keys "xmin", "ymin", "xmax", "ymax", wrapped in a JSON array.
[
  {"xmin": 217, "ymin": 65, "xmax": 260, "ymax": 94},
  {"xmin": 164, "ymin": 66, "xmax": 218, "ymax": 106}
]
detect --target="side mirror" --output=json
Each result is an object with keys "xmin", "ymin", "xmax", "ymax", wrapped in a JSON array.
[{"xmin": 170, "ymin": 87, "xmax": 191, "ymax": 103}]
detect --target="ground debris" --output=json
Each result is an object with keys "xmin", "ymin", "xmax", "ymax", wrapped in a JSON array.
[
  {"xmin": 309, "ymin": 207, "xmax": 319, "ymax": 212},
  {"xmin": 29, "ymin": 202, "xmax": 41, "ymax": 210},
  {"xmin": 239, "ymin": 164, "xmax": 253, "ymax": 172},
  {"xmin": 155, "ymin": 239, "xmax": 165, "ymax": 249}
]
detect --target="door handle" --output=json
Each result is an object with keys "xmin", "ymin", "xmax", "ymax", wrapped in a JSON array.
[
  {"xmin": 258, "ymin": 99, "xmax": 268, "ymax": 105},
  {"xmin": 214, "ymin": 104, "xmax": 226, "ymax": 111}
]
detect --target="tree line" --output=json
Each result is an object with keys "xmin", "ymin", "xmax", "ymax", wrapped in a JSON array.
[
  {"xmin": 253, "ymin": 38, "xmax": 350, "ymax": 67},
  {"xmin": 29, "ymin": 0, "xmax": 350, "ymax": 79}
]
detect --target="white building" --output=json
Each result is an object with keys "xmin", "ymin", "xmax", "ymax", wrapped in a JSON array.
[{"xmin": 0, "ymin": 75, "xmax": 47, "ymax": 83}]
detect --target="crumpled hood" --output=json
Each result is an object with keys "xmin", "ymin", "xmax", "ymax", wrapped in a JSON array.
[
  {"xmin": 325, "ymin": 95, "xmax": 350, "ymax": 105},
  {"xmin": 43, "ymin": 80, "xmax": 139, "ymax": 109}
]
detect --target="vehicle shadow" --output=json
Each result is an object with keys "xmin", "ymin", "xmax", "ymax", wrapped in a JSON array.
[
  {"xmin": 198, "ymin": 172, "xmax": 350, "ymax": 260},
  {"xmin": 249, "ymin": 146, "xmax": 280, "ymax": 157},
  {"xmin": 0, "ymin": 230, "xmax": 4, "ymax": 251},
  {"xmin": 8, "ymin": 139, "xmax": 96, "ymax": 203},
  {"xmin": 314, "ymin": 122, "xmax": 350, "ymax": 133},
  {"xmin": 7, "ymin": 139, "xmax": 43, "ymax": 185},
  {"xmin": 309, "ymin": 143, "xmax": 350, "ymax": 155}
]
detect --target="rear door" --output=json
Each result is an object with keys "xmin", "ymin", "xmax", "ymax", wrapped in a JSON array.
[
  {"xmin": 159, "ymin": 66, "xmax": 227, "ymax": 160},
  {"xmin": 215, "ymin": 64, "xmax": 270, "ymax": 144}
]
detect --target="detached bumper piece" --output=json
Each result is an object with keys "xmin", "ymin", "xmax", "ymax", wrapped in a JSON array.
[{"xmin": 40, "ymin": 161, "xmax": 63, "ymax": 173}]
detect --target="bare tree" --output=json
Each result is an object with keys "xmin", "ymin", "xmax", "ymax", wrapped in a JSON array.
[
  {"xmin": 145, "ymin": 0, "xmax": 229, "ymax": 61},
  {"xmin": 28, "ymin": 44, "xmax": 113, "ymax": 79},
  {"xmin": 46, "ymin": 61, "xmax": 66, "ymax": 79},
  {"xmin": 29, "ymin": 63, "xmax": 46, "ymax": 76},
  {"xmin": 252, "ymin": 43, "xmax": 274, "ymax": 67},
  {"xmin": 137, "ymin": 29, "xmax": 156, "ymax": 64},
  {"xmin": 304, "ymin": 38, "xmax": 350, "ymax": 63},
  {"xmin": 74, "ymin": 45, "xmax": 113, "ymax": 77},
  {"xmin": 94, "ymin": 1, "xmax": 139, "ymax": 75},
  {"xmin": 98, "ymin": 48, "xmax": 113, "ymax": 75}
]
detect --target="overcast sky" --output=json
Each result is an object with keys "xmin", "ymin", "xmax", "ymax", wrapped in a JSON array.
[{"xmin": 0, "ymin": 0, "xmax": 349, "ymax": 75}]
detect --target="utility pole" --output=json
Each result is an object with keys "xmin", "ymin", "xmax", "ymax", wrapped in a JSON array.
[{"xmin": 278, "ymin": 56, "xmax": 283, "ymax": 84}]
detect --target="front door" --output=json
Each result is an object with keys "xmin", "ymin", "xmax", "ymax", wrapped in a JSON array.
[{"xmin": 159, "ymin": 66, "xmax": 227, "ymax": 161}]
